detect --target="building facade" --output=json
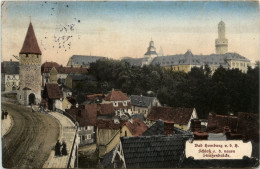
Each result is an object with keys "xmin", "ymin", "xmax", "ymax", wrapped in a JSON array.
[
  {"xmin": 17, "ymin": 22, "xmax": 42, "ymax": 105},
  {"xmin": 1, "ymin": 60, "xmax": 20, "ymax": 91},
  {"xmin": 122, "ymin": 21, "xmax": 250, "ymax": 73}
]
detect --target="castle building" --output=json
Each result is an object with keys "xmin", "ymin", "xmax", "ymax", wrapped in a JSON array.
[
  {"xmin": 17, "ymin": 22, "xmax": 42, "ymax": 105},
  {"xmin": 215, "ymin": 21, "xmax": 228, "ymax": 54},
  {"xmin": 141, "ymin": 40, "xmax": 158, "ymax": 66},
  {"xmin": 122, "ymin": 21, "xmax": 250, "ymax": 73}
]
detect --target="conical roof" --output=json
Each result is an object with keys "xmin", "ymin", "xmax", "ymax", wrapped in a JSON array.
[{"xmin": 20, "ymin": 22, "xmax": 42, "ymax": 54}]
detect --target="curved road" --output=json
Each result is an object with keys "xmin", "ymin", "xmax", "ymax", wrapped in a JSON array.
[{"xmin": 2, "ymin": 100, "xmax": 60, "ymax": 168}]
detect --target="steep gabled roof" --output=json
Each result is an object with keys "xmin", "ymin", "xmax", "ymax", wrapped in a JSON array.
[
  {"xmin": 147, "ymin": 107, "xmax": 194, "ymax": 125},
  {"xmin": 104, "ymin": 90, "xmax": 130, "ymax": 101},
  {"xmin": 20, "ymin": 22, "xmax": 41, "ymax": 55},
  {"xmin": 124, "ymin": 118, "xmax": 148, "ymax": 136},
  {"xmin": 45, "ymin": 83, "xmax": 63, "ymax": 99}
]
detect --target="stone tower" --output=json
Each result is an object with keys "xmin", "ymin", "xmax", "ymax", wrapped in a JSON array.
[
  {"xmin": 17, "ymin": 22, "xmax": 42, "ymax": 105},
  {"xmin": 215, "ymin": 21, "xmax": 228, "ymax": 54}
]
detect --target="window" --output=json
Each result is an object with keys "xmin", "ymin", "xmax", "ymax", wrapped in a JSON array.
[
  {"xmin": 87, "ymin": 134, "xmax": 91, "ymax": 139},
  {"xmin": 82, "ymin": 135, "xmax": 85, "ymax": 141},
  {"xmin": 123, "ymin": 101, "xmax": 127, "ymax": 106},
  {"xmin": 125, "ymin": 131, "xmax": 127, "ymax": 137},
  {"xmin": 26, "ymin": 54, "xmax": 28, "ymax": 57},
  {"xmin": 20, "ymin": 95, "xmax": 21, "ymax": 99},
  {"xmin": 113, "ymin": 102, "xmax": 118, "ymax": 107}
]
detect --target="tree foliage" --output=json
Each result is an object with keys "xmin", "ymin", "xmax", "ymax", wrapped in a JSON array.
[{"xmin": 79, "ymin": 59, "xmax": 259, "ymax": 118}]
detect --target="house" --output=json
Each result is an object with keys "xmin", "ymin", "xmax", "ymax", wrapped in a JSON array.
[
  {"xmin": 41, "ymin": 83, "xmax": 63, "ymax": 111},
  {"xmin": 65, "ymin": 74, "xmax": 95, "ymax": 89},
  {"xmin": 1, "ymin": 60, "xmax": 20, "ymax": 91},
  {"xmin": 41, "ymin": 61, "xmax": 88, "ymax": 87},
  {"xmin": 102, "ymin": 89, "xmax": 132, "ymax": 117},
  {"xmin": 96, "ymin": 118, "xmax": 148, "ymax": 158},
  {"xmin": 121, "ymin": 118, "xmax": 148, "ymax": 137},
  {"xmin": 103, "ymin": 135, "xmax": 192, "ymax": 168},
  {"xmin": 130, "ymin": 95, "xmax": 161, "ymax": 118},
  {"xmin": 96, "ymin": 119, "xmax": 126, "ymax": 158},
  {"xmin": 66, "ymin": 104, "xmax": 97, "ymax": 146},
  {"xmin": 147, "ymin": 107, "xmax": 198, "ymax": 130},
  {"xmin": 67, "ymin": 55, "xmax": 106, "ymax": 68}
]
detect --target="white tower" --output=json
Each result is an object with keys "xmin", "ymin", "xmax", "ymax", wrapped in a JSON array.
[{"xmin": 215, "ymin": 21, "xmax": 228, "ymax": 54}]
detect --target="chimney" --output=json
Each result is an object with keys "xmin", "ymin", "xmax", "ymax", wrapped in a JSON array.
[
  {"xmin": 164, "ymin": 121, "xmax": 175, "ymax": 135},
  {"xmin": 191, "ymin": 119, "xmax": 201, "ymax": 132}
]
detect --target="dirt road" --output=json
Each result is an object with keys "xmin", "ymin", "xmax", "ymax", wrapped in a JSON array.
[{"xmin": 2, "ymin": 101, "xmax": 60, "ymax": 168}]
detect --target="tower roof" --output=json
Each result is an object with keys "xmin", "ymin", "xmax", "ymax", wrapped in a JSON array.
[{"xmin": 20, "ymin": 22, "xmax": 42, "ymax": 55}]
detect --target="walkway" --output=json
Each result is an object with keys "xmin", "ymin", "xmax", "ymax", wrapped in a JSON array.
[
  {"xmin": 1, "ymin": 115, "xmax": 13, "ymax": 137},
  {"xmin": 43, "ymin": 112, "xmax": 78, "ymax": 168}
]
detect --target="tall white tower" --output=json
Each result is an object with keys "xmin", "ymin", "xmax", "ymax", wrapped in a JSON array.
[{"xmin": 215, "ymin": 21, "xmax": 228, "ymax": 54}]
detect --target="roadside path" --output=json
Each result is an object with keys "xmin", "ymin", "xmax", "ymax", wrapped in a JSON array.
[
  {"xmin": 1, "ymin": 101, "xmax": 60, "ymax": 168},
  {"xmin": 43, "ymin": 111, "xmax": 78, "ymax": 168},
  {"xmin": 1, "ymin": 114, "xmax": 13, "ymax": 137}
]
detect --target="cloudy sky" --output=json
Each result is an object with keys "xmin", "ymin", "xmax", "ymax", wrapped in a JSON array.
[{"xmin": 2, "ymin": 1, "xmax": 260, "ymax": 65}]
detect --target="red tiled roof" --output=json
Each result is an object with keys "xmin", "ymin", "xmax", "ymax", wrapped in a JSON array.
[
  {"xmin": 66, "ymin": 104, "xmax": 98, "ymax": 126},
  {"xmin": 41, "ymin": 62, "xmax": 60, "ymax": 73},
  {"xmin": 41, "ymin": 63, "xmax": 88, "ymax": 74},
  {"xmin": 96, "ymin": 119, "xmax": 126, "ymax": 129},
  {"xmin": 45, "ymin": 83, "xmax": 63, "ymax": 99},
  {"xmin": 86, "ymin": 94, "xmax": 104, "ymax": 100},
  {"xmin": 104, "ymin": 90, "xmax": 130, "ymax": 101},
  {"xmin": 207, "ymin": 113, "xmax": 238, "ymax": 133},
  {"xmin": 20, "ymin": 22, "xmax": 41, "ymax": 54},
  {"xmin": 147, "ymin": 107, "xmax": 194, "ymax": 125},
  {"xmin": 124, "ymin": 118, "xmax": 148, "ymax": 136},
  {"xmin": 98, "ymin": 103, "xmax": 115, "ymax": 115},
  {"xmin": 55, "ymin": 67, "xmax": 88, "ymax": 74}
]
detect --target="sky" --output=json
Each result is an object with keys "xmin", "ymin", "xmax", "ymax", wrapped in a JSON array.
[{"xmin": 1, "ymin": 1, "xmax": 260, "ymax": 65}]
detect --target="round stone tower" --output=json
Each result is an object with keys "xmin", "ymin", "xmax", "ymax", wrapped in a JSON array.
[
  {"xmin": 215, "ymin": 21, "xmax": 228, "ymax": 54},
  {"xmin": 17, "ymin": 22, "xmax": 42, "ymax": 105}
]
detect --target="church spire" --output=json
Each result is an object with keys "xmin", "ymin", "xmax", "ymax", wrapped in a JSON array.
[{"xmin": 20, "ymin": 22, "xmax": 41, "ymax": 55}]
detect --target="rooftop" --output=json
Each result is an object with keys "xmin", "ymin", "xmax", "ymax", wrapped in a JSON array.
[
  {"xmin": 120, "ymin": 135, "xmax": 191, "ymax": 168},
  {"xmin": 130, "ymin": 95, "xmax": 157, "ymax": 107},
  {"xmin": 147, "ymin": 107, "xmax": 194, "ymax": 125},
  {"xmin": 124, "ymin": 118, "xmax": 148, "ymax": 136},
  {"xmin": 104, "ymin": 90, "xmax": 130, "ymax": 101},
  {"xmin": 45, "ymin": 83, "xmax": 63, "ymax": 99},
  {"xmin": 20, "ymin": 22, "xmax": 41, "ymax": 55}
]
